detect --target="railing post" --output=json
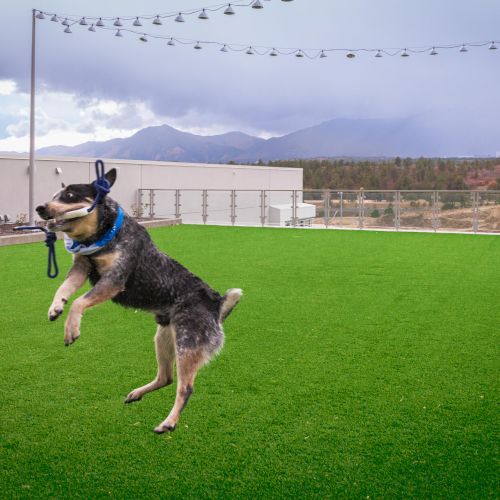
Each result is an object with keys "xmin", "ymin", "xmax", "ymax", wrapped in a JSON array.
[
  {"xmin": 175, "ymin": 189, "xmax": 181, "ymax": 219},
  {"xmin": 432, "ymin": 191, "xmax": 439, "ymax": 231},
  {"xmin": 323, "ymin": 190, "xmax": 330, "ymax": 228},
  {"xmin": 137, "ymin": 189, "xmax": 143, "ymax": 218},
  {"xmin": 358, "ymin": 189, "xmax": 364, "ymax": 229},
  {"xmin": 291, "ymin": 190, "xmax": 298, "ymax": 227},
  {"xmin": 202, "ymin": 190, "xmax": 208, "ymax": 224},
  {"xmin": 260, "ymin": 190, "xmax": 267, "ymax": 226},
  {"xmin": 149, "ymin": 189, "xmax": 155, "ymax": 219},
  {"xmin": 339, "ymin": 191, "xmax": 343, "ymax": 226},
  {"xmin": 230, "ymin": 190, "xmax": 236, "ymax": 226},
  {"xmin": 472, "ymin": 191, "xmax": 479, "ymax": 233},
  {"xmin": 395, "ymin": 191, "xmax": 401, "ymax": 231}
]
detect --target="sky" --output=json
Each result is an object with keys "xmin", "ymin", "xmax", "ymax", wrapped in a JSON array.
[{"xmin": 0, "ymin": 0, "xmax": 499, "ymax": 154}]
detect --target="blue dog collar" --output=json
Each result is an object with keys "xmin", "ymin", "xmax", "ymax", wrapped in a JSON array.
[{"xmin": 64, "ymin": 206, "xmax": 125, "ymax": 256}]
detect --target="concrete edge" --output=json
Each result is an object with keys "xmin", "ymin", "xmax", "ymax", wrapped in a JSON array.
[{"xmin": 0, "ymin": 218, "xmax": 182, "ymax": 247}]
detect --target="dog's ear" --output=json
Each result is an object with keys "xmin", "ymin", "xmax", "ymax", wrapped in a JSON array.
[
  {"xmin": 105, "ymin": 168, "xmax": 117, "ymax": 188},
  {"xmin": 61, "ymin": 182, "xmax": 66, "ymax": 188}
]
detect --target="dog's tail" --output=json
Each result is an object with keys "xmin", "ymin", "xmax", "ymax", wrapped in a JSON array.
[{"xmin": 219, "ymin": 288, "xmax": 243, "ymax": 322}]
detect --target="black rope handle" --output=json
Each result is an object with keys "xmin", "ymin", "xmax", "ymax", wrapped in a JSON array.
[
  {"xmin": 88, "ymin": 159, "xmax": 110, "ymax": 211},
  {"xmin": 14, "ymin": 226, "xmax": 59, "ymax": 278}
]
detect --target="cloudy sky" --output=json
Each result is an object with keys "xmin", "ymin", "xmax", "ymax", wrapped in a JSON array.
[{"xmin": 0, "ymin": 0, "xmax": 499, "ymax": 153}]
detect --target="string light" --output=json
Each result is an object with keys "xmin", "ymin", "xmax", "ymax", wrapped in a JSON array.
[
  {"xmin": 34, "ymin": 9, "xmax": 498, "ymax": 62},
  {"xmin": 35, "ymin": 0, "xmax": 291, "ymax": 27}
]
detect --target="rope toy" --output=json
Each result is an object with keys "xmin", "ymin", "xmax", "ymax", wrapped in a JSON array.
[
  {"xmin": 88, "ymin": 159, "xmax": 110, "ymax": 211},
  {"xmin": 14, "ymin": 159, "xmax": 110, "ymax": 279},
  {"xmin": 13, "ymin": 225, "xmax": 59, "ymax": 278}
]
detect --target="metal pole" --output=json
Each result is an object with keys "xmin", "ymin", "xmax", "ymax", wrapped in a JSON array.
[
  {"xmin": 149, "ymin": 190, "xmax": 154, "ymax": 218},
  {"xmin": 323, "ymin": 190, "xmax": 330, "ymax": 228},
  {"xmin": 472, "ymin": 191, "xmax": 479, "ymax": 233},
  {"xmin": 230, "ymin": 190, "xmax": 236, "ymax": 226},
  {"xmin": 28, "ymin": 9, "xmax": 36, "ymax": 224},
  {"xmin": 291, "ymin": 190, "xmax": 297, "ymax": 227},
  {"xmin": 202, "ymin": 190, "xmax": 208, "ymax": 224},
  {"xmin": 260, "ymin": 190, "xmax": 266, "ymax": 226},
  {"xmin": 340, "ymin": 192, "xmax": 343, "ymax": 224},
  {"xmin": 175, "ymin": 189, "xmax": 181, "ymax": 219}
]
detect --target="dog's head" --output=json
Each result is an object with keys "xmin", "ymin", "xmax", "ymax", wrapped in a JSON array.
[{"xmin": 36, "ymin": 168, "xmax": 117, "ymax": 235}]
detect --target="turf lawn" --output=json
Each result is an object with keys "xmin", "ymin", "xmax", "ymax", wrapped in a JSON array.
[{"xmin": 0, "ymin": 225, "xmax": 498, "ymax": 499}]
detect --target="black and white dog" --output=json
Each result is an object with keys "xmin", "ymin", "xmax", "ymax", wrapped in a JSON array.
[{"xmin": 36, "ymin": 168, "xmax": 242, "ymax": 433}]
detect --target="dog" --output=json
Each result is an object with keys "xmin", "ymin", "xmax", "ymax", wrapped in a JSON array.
[{"xmin": 36, "ymin": 168, "xmax": 242, "ymax": 433}]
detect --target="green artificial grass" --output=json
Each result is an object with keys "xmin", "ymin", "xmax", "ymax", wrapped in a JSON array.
[{"xmin": 0, "ymin": 226, "xmax": 498, "ymax": 499}]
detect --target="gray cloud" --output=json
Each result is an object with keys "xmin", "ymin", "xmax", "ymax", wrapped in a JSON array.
[{"xmin": 1, "ymin": 0, "xmax": 500, "ymax": 151}]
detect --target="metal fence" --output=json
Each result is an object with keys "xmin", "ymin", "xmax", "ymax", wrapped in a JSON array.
[{"xmin": 137, "ymin": 189, "xmax": 500, "ymax": 234}]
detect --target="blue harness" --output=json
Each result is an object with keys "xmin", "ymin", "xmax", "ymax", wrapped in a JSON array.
[{"xmin": 64, "ymin": 206, "xmax": 124, "ymax": 256}]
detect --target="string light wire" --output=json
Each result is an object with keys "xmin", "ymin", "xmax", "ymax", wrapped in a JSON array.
[{"xmin": 34, "ymin": 8, "xmax": 498, "ymax": 60}]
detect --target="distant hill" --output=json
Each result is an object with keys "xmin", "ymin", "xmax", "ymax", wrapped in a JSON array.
[
  {"xmin": 36, "ymin": 118, "xmax": 499, "ymax": 161},
  {"xmin": 37, "ymin": 125, "xmax": 265, "ymax": 164}
]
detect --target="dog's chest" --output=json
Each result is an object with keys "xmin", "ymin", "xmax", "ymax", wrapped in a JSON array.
[{"xmin": 90, "ymin": 250, "xmax": 121, "ymax": 274}]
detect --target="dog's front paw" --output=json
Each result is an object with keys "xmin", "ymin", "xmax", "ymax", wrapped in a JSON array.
[
  {"xmin": 48, "ymin": 300, "xmax": 65, "ymax": 321},
  {"xmin": 64, "ymin": 312, "xmax": 81, "ymax": 346}
]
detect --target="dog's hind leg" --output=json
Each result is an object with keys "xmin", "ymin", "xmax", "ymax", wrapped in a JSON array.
[
  {"xmin": 124, "ymin": 324, "xmax": 175, "ymax": 404},
  {"xmin": 153, "ymin": 347, "xmax": 205, "ymax": 433}
]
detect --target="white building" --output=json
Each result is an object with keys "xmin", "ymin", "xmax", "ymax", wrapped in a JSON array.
[{"xmin": 0, "ymin": 155, "xmax": 304, "ymax": 225}]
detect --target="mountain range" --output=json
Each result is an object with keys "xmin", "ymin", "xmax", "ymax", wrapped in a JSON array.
[{"xmin": 36, "ymin": 117, "xmax": 499, "ymax": 162}]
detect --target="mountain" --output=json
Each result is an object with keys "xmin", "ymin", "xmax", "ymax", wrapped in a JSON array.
[
  {"xmin": 37, "ymin": 118, "xmax": 499, "ymax": 161},
  {"xmin": 238, "ymin": 118, "xmax": 443, "ymax": 160},
  {"xmin": 38, "ymin": 125, "xmax": 265, "ymax": 163}
]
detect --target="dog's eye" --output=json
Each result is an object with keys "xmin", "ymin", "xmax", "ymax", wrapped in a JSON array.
[{"xmin": 67, "ymin": 192, "xmax": 74, "ymax": 199}]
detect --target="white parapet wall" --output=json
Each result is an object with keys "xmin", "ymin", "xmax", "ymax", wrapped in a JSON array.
[{"xmin": 0, "ymin": 155, "xmax": 303, "ymax": 221}]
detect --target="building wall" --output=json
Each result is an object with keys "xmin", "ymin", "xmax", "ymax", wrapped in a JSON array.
[{"xmin": 0, "ymin": 156, "xmax": 303, "ymax": 221}]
